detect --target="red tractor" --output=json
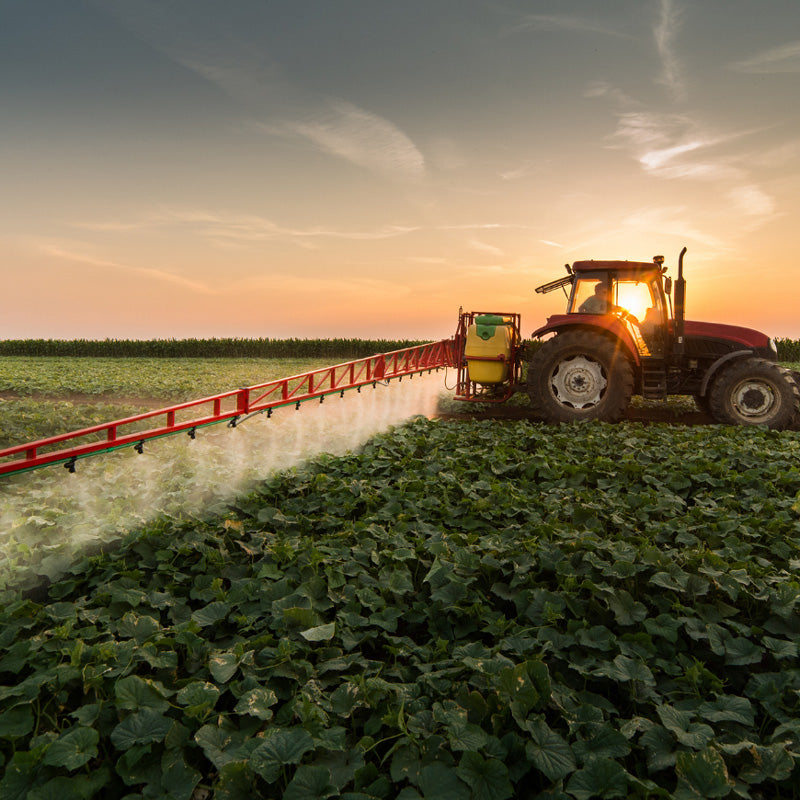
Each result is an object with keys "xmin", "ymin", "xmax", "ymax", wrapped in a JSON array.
[{"xmin": 455, "ymin": 248, "xmax": 799, "ymax": 429}]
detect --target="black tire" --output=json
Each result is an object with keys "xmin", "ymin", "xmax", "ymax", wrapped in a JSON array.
[
  {"xmin": 527, "ymin": 331, "xmax": 634, "ymax": 422},
  {"xmin": 693, "ymin": 392, "xmax": 712, "ymax": 414},
  {"xmin": 708, "ymin": 357, "xmax": 799, "ymax": 429}
]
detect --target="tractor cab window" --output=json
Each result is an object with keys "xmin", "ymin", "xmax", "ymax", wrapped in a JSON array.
[
  {"xmin": 570, "ymin": 274, "xmax": 666, "ymax": 356},
  {"xmin": 570, "ymin": 277, "xmax": 609, "ymax": 314}
]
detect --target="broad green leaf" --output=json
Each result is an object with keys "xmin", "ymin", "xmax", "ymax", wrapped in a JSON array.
[
  {"xmin": 524, "ymin": 717, "xmax": 576, "ymax": 782},
  {"xmin": 250, "ymin": 728, "xmax": 315, "ymax": 783},
  {"xmin": 177, "ymin": 681, "xmax": 220, "ymax": 711},
  {"xmin": 70, "ymin": 704, "xmax": 101, "ymax": 727},
  {"xmin": 234, "ymin": 686, "xmax": 278, "ymax": 720},
  {"xmin": 566, "ymin": 758, "xmax": 628, "ymax": 800},
  {"xmin": 27, "ymin": 768, "xmax": 112, "ymax": 800},
  {"xmin": 572, "ymin": 724, "xmax": 631, "ymax": 763},
  {"xmin": 724, "ymin": 636, "xmax": 762, "ymax": 666},
  {"xmin": 739, "ymin": 742, "xmax": 794, "ymax": 783},
  {"xmin": 117, "ymin": 611, "xmax": 160, "ymax": 643},
  {"xmin": 191, "ymin": 601, "xmax": 231, "ymax": 627},
  {"xmin": 641, "ymin": 724, "xmax": 675, "ymax": 772},
  {"xmin": 763, "ymin": 636, "xmax": 798, "ymax": 660},
  {"xmin": 283, "ymin": 765, "xmax": 338, "ymax": 800},
  {"xmin": 698, "ymin": 695, "xmax": 754, "ymax": 726},
  {"xmin": 674, "ymin": 748, "xmax": 733, "ymax": 799},
  {"xmin": 0, "ymin": 749, "xmax": 49, "ymax": 800},
  {"xmin": 644, "ymin": 614, "xmax": 681, "ymax": 643},
  {"xmin": 418, "ymin": 762, "xmax": 470, "ymax": 800},
  {"xmin": 383, "ymin": 566, "xmax": 414, "ymax": 595},
  {"xmin": 161, "ymin": 750, "xmax": 202, "ymax": 800},
  {"xmin": 455, "ymin": 752, "xmax": 513, "ymax": 800},
  {"xmin": 194, "ymin": 724, "xmax": 245, "ymax": 770},
  {"xmin": 208, "ymin": 650, "xmax": 240, "ymax": 683},
  {"xmin": 110, "ymin": 709, "xmax": 172, "ymax": 750},
  {"xmin": 314, "ymin": 748, "xmax": 366, "ymax": 791},
  {"xmin": 496, "ymin": 662, "xmax": 541, "ymax": 716},
  {"xmin": 0, "ymin": 706, "xmax": 34, "ymax": 738},
  {"xmin": 391, "ymin": 744, "xmax": 422, "ymax": 785},
  {"xmin": 115, "ymin": 675, "xmax": 170, "ymax": 713},
  {"xmin": 42, "ymin": 726, "xmax": 99, "ymax": 770},
  {"xmin": 656, "ymin": 705, "xmax": 714, "ymax": 750},
  {"xmin": 282, "ymin": 606, "xmax": 318, "ymax": 628},
  {"xmin": 446, "ymin": 719, "xmax": 489, "ymax": 752},
  {"xmin": 301, "ymin": 622, "xmax": 336, "ymax": 641},
  {"xmin": 575, "ymin": 625, "xmax": 616, "ymax": 651},
  {"xmin": 214, "ymin": 761, "xmax": 258, "ymax": 800},
  {"xmin": 603, "ymin": 589, "xmax": 647, "ymax": 626},
  {"xmin": 594, "ymin": 655, "xmax": 655, "ymax": 685}
]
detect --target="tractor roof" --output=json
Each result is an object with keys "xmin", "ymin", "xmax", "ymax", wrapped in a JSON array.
[{"xmin": 571, "ymin": 260, "xmax": 661, "ymax": 275}]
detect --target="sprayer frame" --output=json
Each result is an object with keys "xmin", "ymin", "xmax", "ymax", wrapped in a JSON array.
[{"xmin": 452, "ymin": 309, "xmax": 523, "ymax": 403}]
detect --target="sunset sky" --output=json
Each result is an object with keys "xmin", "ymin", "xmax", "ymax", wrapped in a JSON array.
[{"xmin": 3, "ymin": 0, "xmax": 800, "ymax": 340}]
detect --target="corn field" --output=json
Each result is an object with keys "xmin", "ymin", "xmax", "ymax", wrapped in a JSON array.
[
  {"xmin": 0, "ymin": 338, "xmax": 430, "ymax": 359},
  {"xmin": 2, "ymin": 336, "xmax": 800, "ymax": 361}
]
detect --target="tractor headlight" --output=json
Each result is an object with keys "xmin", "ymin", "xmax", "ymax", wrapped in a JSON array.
[{"xmin": 769, "ymin": 337, "xmax": 778, "ymax": 355}]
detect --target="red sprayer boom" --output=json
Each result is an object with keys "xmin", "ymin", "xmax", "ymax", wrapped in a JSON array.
[{"xmin": 0, "ymin": 340, "xmax": 456, "ymax": 478}]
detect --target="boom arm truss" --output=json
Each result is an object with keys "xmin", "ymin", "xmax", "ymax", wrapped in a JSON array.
[{"xmin": 0, "ymin": 339, "xmax": 456, "ymax": 478}]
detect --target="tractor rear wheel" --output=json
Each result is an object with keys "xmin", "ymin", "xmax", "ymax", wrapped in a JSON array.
[
  {"xmin": 708, "ymin": 357, "xmax": 799, "ymax": 429},
  {"xmin": 527, "ymin": 331, "xmax": 634, "ymax": 422}
]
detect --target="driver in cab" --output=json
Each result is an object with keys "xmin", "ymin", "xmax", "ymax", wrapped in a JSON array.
[{"xmin": 578, "ymin": 283, "xmax": 638, "ymax": 324}]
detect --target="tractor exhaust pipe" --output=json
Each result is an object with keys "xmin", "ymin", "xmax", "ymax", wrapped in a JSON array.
[{"xmin": 674, "ymin": 246, "xmax": 687, "ymax": 356}]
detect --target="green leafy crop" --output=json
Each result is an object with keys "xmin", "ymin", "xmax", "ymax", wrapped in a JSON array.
[{"xmin": 1, "ymin": 417, "xmax": 799, "ymax": 799}]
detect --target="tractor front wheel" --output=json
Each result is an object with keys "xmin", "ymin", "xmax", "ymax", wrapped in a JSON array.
[
  {"xmin": 709, "ymin": 357, "xmax": 798, "ymax": 429},
  {"xmin": 527, "ymin": 331, "xmax": 634, "ymax": 423}
]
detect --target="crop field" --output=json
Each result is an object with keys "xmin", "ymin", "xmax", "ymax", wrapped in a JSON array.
[{"xmin": 0, "ymin": 354, "xmax": 799, "ymax": 798}]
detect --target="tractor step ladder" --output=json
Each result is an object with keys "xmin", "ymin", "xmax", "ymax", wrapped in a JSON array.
[{"xmin": 641, "ymin": 358, "xmax": 668, "ymax": 400}]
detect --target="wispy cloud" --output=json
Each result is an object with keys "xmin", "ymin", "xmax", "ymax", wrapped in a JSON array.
[
  {"xmin": 583, "ymin": 82, "xmax": 638, "ymax": 107},
  {"xmin": 39, "ymin": 243, "xmax": 214, "ymax": 294},
  {"xmin": 98, "ymin": 2, "xmax": 425, "ymax": 182},
  {"xmin": 620, "ymin": 207, "xmax": 725, "ymax": 249},
  {"xmin": 654, "ymin": 0, "xmax": 686, "ymax": 101},
  {"xmin": 727, "ymin": 185, "xmax": 776, "ymax": 218},
  {"xmin": 269, "ymin": 101, "xmax": 426, "ymax": 181},
  {"xmin": 611, "ymin": 111, "xmax": 742, "ymax": 180},
  {"xmin": 76, "ymin": 208, "xmax": 420, "ymax": 245},
  {"xmin": 467, "ymin": 238, "xmax": 504, "ymax": 257},
  {"xmin": 729, "ymin": 41, "xmax": 800, "ymax": 74},
  {"xmin": 503, "ymin": 13, "xmax": 628, "ymax": 39}
]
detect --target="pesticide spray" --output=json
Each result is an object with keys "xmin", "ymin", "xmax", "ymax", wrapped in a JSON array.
[{"xmin": 0, "ymin": 375, "xmax": 445, "ymax": 588}]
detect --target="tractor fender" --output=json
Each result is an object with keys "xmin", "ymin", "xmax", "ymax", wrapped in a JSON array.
[
  {"xmin": 698, "ymin": 349, "xmax": 754, "ymax": 396},
  {"xmin": 531, "ymin": 314, "xmax": 641, "ymax": 366}
]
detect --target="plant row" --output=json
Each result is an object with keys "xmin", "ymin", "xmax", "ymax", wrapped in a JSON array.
[
  {"xmin": 1, "ymin": 418, "xmax": 799, "ymax": 798},
  {"xmin": 3, "ymin": 337, "xmax": 800, "ymax": 361},
  {"xmin": 0, "ymin": 338, "xmax": 430, "ymax": 360}
]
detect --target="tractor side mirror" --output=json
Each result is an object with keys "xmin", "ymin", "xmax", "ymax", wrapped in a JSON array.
[{"xmin": 664, "ymin": 276, "xmax": 672, "ymax": 295}]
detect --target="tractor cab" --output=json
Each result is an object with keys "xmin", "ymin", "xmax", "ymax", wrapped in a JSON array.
[{"xmin": 566, "ymin": 259, "xmax": 670, "ymax": 357}]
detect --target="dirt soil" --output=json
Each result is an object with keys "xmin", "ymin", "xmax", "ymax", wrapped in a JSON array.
[{"xmin": 435, "ymin": 404, "xmax": 716, "ymax": 426}]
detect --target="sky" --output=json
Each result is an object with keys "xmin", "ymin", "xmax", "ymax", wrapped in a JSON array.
[{"xmin": 3, "ymin": 0, "xmax": 800, "ymax": 340}]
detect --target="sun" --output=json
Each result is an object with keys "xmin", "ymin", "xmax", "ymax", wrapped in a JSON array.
[{"xmin": 615, "ymin": 281, "xmax": 652, "ymax": 321}]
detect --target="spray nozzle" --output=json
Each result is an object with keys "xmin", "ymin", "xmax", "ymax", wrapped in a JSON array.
[
  {"xmin": 134, "ymin": 441, "xmax": 144, "ymax": 454},
  {"xmin": 64, "ymin": 457, "xmax": 77, "ymax": 473}
]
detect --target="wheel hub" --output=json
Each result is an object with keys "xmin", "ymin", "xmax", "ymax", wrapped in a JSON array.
[
  {"xmin": 550, "ymin": 355, "xmax": 607, "ymax": 409},
  {"xmin": 733, "ymin": 380, "xmax": 775, "ymax": 417}
]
